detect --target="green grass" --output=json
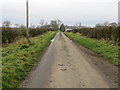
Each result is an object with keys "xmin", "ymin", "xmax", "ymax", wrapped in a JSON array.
[
  {"xmin": 64, "ymin": 32, "xmax": 119, "ymax": 66},
  {"xmin": 2, "ymin": 31, "xmax": 57, "ymax": 88}
]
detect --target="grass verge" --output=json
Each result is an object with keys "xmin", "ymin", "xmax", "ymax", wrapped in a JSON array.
[
  {"xmin": 2, "ymin": 31, "xmax": 57, "ymax": 88},
  {"xmin": 64, "ymin": 32, "xmax": 119, "ymax": 66}
]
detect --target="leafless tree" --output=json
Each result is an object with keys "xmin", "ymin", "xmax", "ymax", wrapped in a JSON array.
[
  {"xmin": 30, "ymin": 23, "xmax": 35, "ymax": 28},
  {"xmin": 2, "ymin": 21, "xmax": 11, "ymax": 28},
  {"xmin": 39, "ymin": 19, "xmax": 45, "ymax": 26},
  {"xmin": 50, "ymin": 19, "xmax": 62, "ymax": 30},
  {"xmin": 19, "ymin": 24, "xmax": 26, "ymax": 29},
  {"xmin": 109, "ymin": 22, "xmax": 118, "ymax": 27}
]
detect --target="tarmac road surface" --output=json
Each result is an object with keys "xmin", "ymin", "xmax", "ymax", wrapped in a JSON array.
[{"xmin": 20, "ymin": 32, "xmax": 118, "ymax": 88}]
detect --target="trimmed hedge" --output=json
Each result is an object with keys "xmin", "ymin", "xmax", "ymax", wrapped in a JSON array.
[
  {"xmin": 72, "ymin": 26, "xmax": 120, "ymax": 43},
  {"xmin": 2, "ymin": 27, "xmax": 50, "ymax": 44}
]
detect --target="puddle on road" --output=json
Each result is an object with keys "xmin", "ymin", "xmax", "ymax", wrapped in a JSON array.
[
  {"xmin": 42, "ymin": 32, "xmax": 61, "ymax": 64},
  {"xmin": 58, "ymin": 64, "xmax": 64, "ymax": 66},
  {"xmin": 60, "ymin": 68, "xmax": 67, "ymax": 71},
  {"xmin": 51, "ymin": 32, "xmax": 60, "ymax": 42}
]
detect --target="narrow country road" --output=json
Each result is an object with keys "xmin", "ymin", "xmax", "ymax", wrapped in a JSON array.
[{"xmin": 20, "ymin": 32, "xmax": 118, "ymax": 88}]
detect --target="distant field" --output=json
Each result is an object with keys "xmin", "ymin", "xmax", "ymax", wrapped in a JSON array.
[
  {"xmin": 2, "ymin": 31, "xmax": 57, "ymax": 88},
  {"xmin": 64, "ymin": 32, "xmax": 119, "ymax": 66}
]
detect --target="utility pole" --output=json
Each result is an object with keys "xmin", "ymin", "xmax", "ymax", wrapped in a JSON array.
[
  {"xmin": 118, "ymin": 1, "xmax": 120, "ymax": 26},
  {"xmin": 26, "ymin": 0, "xmax": 30, "ymax": 42}
]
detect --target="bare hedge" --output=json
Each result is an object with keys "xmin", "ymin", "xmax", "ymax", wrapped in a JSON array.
[
  {"xmin": 2, "ymin": 27, "xmax": 49, "ymax": 44},
  {"xmin": 72, "ymin": 26, "xmax": 120, "ymax": 42}
]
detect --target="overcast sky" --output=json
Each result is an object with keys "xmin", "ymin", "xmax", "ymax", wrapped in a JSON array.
[{"xmin": 1, "ymin": 0, "xmax": 119, "ymax": 26}]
